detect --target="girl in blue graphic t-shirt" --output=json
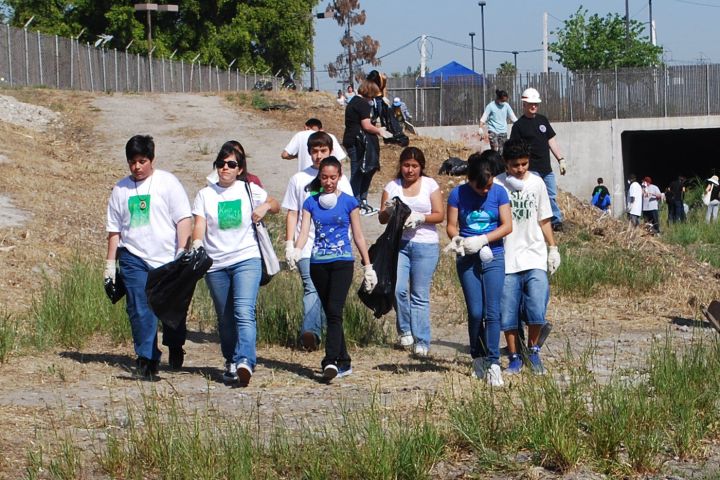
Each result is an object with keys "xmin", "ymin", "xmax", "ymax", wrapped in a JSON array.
[
  {"xmin": 293, "ymin": 156, "xmax": 376, "ymax": 382},
  {"xmin": 446, "ymin": 151, "xmax": 512, "ymax": 387}
]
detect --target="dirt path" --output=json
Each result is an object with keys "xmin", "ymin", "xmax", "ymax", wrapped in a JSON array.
[{"xmin": 0, "ymin": 92, "xmax": 713, "ymax": 478}]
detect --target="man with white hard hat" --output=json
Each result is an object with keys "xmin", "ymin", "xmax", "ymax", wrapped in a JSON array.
[{"xmin": 510, "ymin": 87, "xmax": 567, "ymax": 232}]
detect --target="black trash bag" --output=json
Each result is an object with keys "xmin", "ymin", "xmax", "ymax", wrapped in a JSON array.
[
  {"xmin": 358, "ymin": 197, "xmax": 411, "ymax": 318},
  {"xmin": 104, "ymin": 272, "xmax": 126, "ymax": 304},
  {"xmin": 438, "ymin": 157, "xmax": 468, "ymax": 176},
  {"xmin": 145, "ymin": 247, "xmax": 213, "ymax": 330}
]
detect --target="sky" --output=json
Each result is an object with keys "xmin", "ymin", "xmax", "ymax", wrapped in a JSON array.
[{"xmin": 308, "ymin": 0, "xmax": 720, "ymax": 91}]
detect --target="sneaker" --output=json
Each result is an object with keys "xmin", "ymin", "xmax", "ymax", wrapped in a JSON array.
[
  {"xmin": 552, "ymin": 222, "xmax": 564, "ymax": 232},
  {"xmin": 223, "ymin": 362, "xmax": 238, "ymax": 383},
  {"xmin": 398, "ymin": 333, "xmax": 414, "ymax": 348},
  {"xmin": 135, "ymin": 357, "xmax": 159, "ymax": 379},
  {"xmin": 528, "ymin": 346, "xmax": 546, "ymax": 375},
  {"xmin": 470, "ymin": 357, "xmax": 487, "ymax": 379},
  {"xmin": 505, "ymin": 354, "xmax": 523, "ymax": 375},
  {"xmin": 413, "ymin": 344, "xmax": 429, "ymax": 357},
  {"xmin": 300, "ymin": 331, "xmax": 319, "ymax": 351},
  {"xmin": 486, "ymin": 364, "xmax": 504, "ymax": 387},
  {"xmin": 168, "ymin": 347, "xmax": 185, "ymax": 370},
  {"xmin": 237, "ymin": 362, "xmax": 253, "ymax": 385},
  {"xmin": 337, "ymin": 365, "xmax": 353, "ymax": 378},
  {"xmin": 323, "ymin": 363, "xmax": 338, "ymax": 381}
]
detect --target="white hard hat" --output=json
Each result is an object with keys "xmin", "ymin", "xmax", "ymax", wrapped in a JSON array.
[
  {"xmin": 521, "ymin": 87, "xmax": 542, "ymax": 103},
  {"xmin": 392, "ymin": 97, "xmax": 401, "ymax": 105}
]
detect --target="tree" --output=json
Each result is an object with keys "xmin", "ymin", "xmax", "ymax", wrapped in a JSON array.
[
  {"xmin": 325, "ymin": 0, "xmax": 380, "ymax": 86},
  {"xmin": 550, "ymin": 6, "xmax": 662, "ymax": 71},
  {"xmin": 496, "ymin": 61, "xmax": 516, "ymax": 77},
  {"xmin": 1, "ymin": 0, "xmax": 317, "ymax": 76}
]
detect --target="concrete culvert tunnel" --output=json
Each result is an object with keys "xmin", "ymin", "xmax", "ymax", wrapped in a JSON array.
[{"xmin": 621, "ymin": 128, "xmax": 720, "ymax": 190}]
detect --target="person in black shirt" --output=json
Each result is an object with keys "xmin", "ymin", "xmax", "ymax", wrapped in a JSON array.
[
  {"xmin": 667, "ymin": 175, "xmax": 686, "ymax": 223},
  {"xmin": 509, "ymin": 88, "xmax": 567, "ymax": 231}
]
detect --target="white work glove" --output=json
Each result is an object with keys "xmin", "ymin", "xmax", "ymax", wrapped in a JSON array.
[
  {"xmin": 479, "ymin": 245, "xmax": 494, "ymax": 263},
  {"xmin": 363, "ymin": 264, "xmax": 378, "ymax": 292},
  {"xmin": 463, "ymin": 234, "xmax": 488, "ymax": 254},
  {"xmin": 104, "ymin": 259, "xmax": 116, "ymax": 282},
  {"xmin": 383, "ymin": 199, "xmax": 395, "ymax": 217},
  {"xmin": 191, "ymin": 238, "xmax": 203, "ymax": 251},
  {"xmin": 377, "ymin": 127, "xmax": 394, "ymax": 139},
  {"xmin": 443, "ymin": 236, "xmax": 465, "ymax": 256},
  {"xmin": 547, "ymin": 246, "xmax": 561, "ymax": 275},
  {"xmin": 558, "ymin": 159, "xmax": 567, "ymax": 176},
  {"xmin": 285, "ymin": 240, "xmax": 302, "ymax": 271},
  {"xmin": 403, "ymin": 212, "xmax": 425, "ymax": 230}
]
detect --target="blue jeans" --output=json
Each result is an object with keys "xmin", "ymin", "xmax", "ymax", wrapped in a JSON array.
[
  {"xmin": 395, "ymin": 241, "xmax": 439, "ymax": 348},
  {"xmin": 501, "ymin": 269, "xmax": 548, "ymax": 332},
  {"xmin": 297, "ymin": 258, "xmax": 326, "ymax": 339},
  {"xmin": 534, "ymin": 171, "xmax": 563, "ymax": 225},
  {"xmin": 205, "ymin": 257, "xmax": 262, "ymax": 369},
  {"xmin": 456, "ymin": 252, "xmax": 505, "ymax": 364}
]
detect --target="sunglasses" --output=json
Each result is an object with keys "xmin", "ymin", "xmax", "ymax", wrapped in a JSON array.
[{"xmin": 214, "ymin": 159, "xmax": 239, "ymax": 169}]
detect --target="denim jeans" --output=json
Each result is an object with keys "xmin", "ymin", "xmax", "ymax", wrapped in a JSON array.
[
  {"xmin": 501, "ymin": 269, "xmax": 548, "ymax": 332},
  {"xmin": 205, "ymin": 257, "xmax": 262, "ymax": 369},
  {"xmin": 456, "ymin": 252, "xmax": 505, "ymax": 364},
  {"xmin": 533, "ymin": 171, "xmax": 563, "ymax": 225},
  {"xmin": 395, "ymin": 241, "xmax": 439, "ymax": 348},
  {"xmin": 707, "ymin": 200, "xmax": 719, "ymax": 223},
  {"xmin": 119, "ymin": 248, "xmax": 186, "ymax": 362},
  {"xmin": 297, "ymin": 258, "xmax": 326, "ymax": 339},
  {"xmin": 310, "ymin": 261, "xmax": 354, "ymax": 369}
]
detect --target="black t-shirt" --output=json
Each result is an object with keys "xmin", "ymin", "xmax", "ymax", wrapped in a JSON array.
[
  {"xmin": 510, "ymin": 113, "xmax": 556, "ymax": 175},
  {"xmin": 711, "ymin": 184, "xmax": 720, "ymax": 202},
  {"xmin": 669, "ymin": 179, "xmax": 684, "ymax": 201},
  {"xmin": 343, "ymin": 95, "xmax": 371, "ymax": 148}
]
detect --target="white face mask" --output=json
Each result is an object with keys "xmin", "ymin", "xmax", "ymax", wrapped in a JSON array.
[
  {"xmin": 505, "ymin": 175, "xmax": 525, "ymax": 192},
  {"xmin": 318, "ymin": 192, "xmax": 338, "ymax": 209}
]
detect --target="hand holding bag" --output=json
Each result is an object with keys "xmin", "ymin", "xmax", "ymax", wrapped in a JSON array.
[{"xmin": 244, "ymin": 181, "xmax": 280, "ymax": 285}]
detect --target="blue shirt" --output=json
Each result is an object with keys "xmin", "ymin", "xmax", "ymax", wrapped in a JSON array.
[
  {"xmin": 302, "ymin": 192, "xmax": 358, "ymax": 263},
  {"xmin": 481, "ymin": 101, "xmax": 517, "ymax": 135},
  {"xmin": 448, "ymin": 182, "xmax": 509, "ymax": 254}
]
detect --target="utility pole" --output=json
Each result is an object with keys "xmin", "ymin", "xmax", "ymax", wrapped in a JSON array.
[
  {"xmin": 543, "ymin": 12, "xmax": 548, "ymax": 73},
  {"xmin": 649, "ymin": 0, "xmax": 656, "ymax": 45},
  {"xmin": 310, "ymin": 5, "xmax": 334, "ymax": 92},
  {"xmin": 134, "ymin": 3, "xmax": 178, "ymax": 52},
  {"xmin": 625, "ymin": 0, "xmax": 630, "ymax": 50},
  {"xmin": 420, "ymin": 34, "xmax": 427, "ymax": 77},
  {"xmin": 469, "ymin": 32, "xmax": 476, "ymax": 72},
  {"xmin": 512, "ymin": 51, "xmax": 518, "ymax": 72}
]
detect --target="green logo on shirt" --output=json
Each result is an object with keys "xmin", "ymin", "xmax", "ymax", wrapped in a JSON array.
[
  {"xmin": 218, "ymin": 199, "xmax": 242, "ymax": 230},
  {"xmin": 128, "ymin": 195, "xmax": 151, "ymax": 228},
  {"xmin": 510, "ymin": 191, "xmax": 537, "ymax": 221}
]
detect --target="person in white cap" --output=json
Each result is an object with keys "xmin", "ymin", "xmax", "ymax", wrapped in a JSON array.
[
  {"xmin": 705, "ymin": 175, "xmax": 720, "ymax": 223},
  {"xmin": 392, "ymin": 96, "xmax": 412, "ymax": 122},
  {"xmin": 509, "ymin": 87, "xmax": 567, "ymax": 232}
]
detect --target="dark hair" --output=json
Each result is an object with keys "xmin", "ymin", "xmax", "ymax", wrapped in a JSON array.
[
  {"xmin": 222, "ymin": 140, "xmax": 246, "ymax": 158},
  {"xmin": 495, "ymin": 89, "xmax": 509, "ymax": 100},
  {"xmin": 307, "ymin": 131, "xmax": 333, "ymax": 153},
  {"xmin": 467, "ymin": 152, "xmax": 494, "ymax": 188},
  {"xmin": 480, "ymin": 149, "xmax": 504, "ymax": 176},
  {"xmin": 306, "ymin": 156, "xmax": 341, "ymax": 193},
  {"xmin": 215, "ymin": 144, "xmax": 247, "ymax": 180},
  {"xmin": 628, "ymin": 173, "xmax": 637, "ymax": 182},
  {"xmin": 502, "ymin": 137, "xmax": 531, "ymax": 162},
  {"xmin": 395, "ymin": 147, "xmax": 426, "ymax": 179},
  {"xmin": 597, "ymin": 177, "xmax": 604, "ymax": 184},
  {"xmin": 125, "ymin": 134, "xmax": 155, "ymax": 161},
  {"xmin": 305, "ymin": 118, "xmax": 323, "ymax": 129}
]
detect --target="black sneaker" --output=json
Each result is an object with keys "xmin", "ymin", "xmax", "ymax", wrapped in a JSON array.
[
  {"xmin": 552, "ymin": 222, "xmax": 564, "ymax": 232},
  {"xmin": 323, "ymin": 364, "xmax": 338, "ymax": 382},
  {"xmin": 168, "ymin": 347, "xmax": 185, "ymax": 370},
  {"xmin": 135, "ymin": 357, "xmax": 159, "ymax": 379}
]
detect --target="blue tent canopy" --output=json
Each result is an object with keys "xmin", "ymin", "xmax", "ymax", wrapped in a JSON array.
[{"xmin": 418, "ymin": 61, "xmax": 484, "ymax": 86}]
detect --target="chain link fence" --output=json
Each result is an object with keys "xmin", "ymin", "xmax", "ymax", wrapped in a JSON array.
[
  {"xmin": 387, "ymin": 65, "xmax": 720, "ymax": 127},
  {"xmin": 0, "ymin": 24, "xmax": 284, "ymax": 93}
]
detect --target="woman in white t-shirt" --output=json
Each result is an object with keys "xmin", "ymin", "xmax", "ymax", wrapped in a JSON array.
[
  {"xmin": 191, "ymin": 143, "xmax": 279, "ymax": 386},
  {"xmin": 378, "ymin": 147, "xmax": 444, "ymax": 357}
]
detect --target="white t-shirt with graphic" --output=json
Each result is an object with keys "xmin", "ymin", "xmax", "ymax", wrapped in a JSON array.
[
  {"xmin": 281, "ymin": 166, "xmax": 353, "ymax": 259},
  {"xmin": 106, "ymin": 169, "xmax": 191, "ymax": 269},
  {"xmin": 496, "ymin": 172, "xmax": 552, "ymax": 274},
  {"xmin": 192, "ymin": 180, "xmax": 268, "ymax": 272},
  {"xmin": 283, "ymin": 130, "xmax": 347, "ymax": 171},
  {"xmin": 383, "ymin": 176, "xmax": 440, "ymax": 244}
]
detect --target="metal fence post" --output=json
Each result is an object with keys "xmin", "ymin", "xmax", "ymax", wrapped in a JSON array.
[
  {"xmin": 37, "ymin": 31, "xmax": 43, "ymax": 86},
  {"xmin": 149, "ymin": 52, "xmax": 154, "ymax": 92},
  {"xmin": 136, "ymin": 53, "xmax": 140, "ymax": 92},
  {"xmin": 101, "ymin": 48, "xmax": 107, "ymax": 91},
  {"xmin": 439, "ymin": 74, "xmax": 443, "ymax": 126},
  {"xmin": 24, "ymin": 28, "xmax": 29, "ymax": 85},
  {"xmin": 663, "ymin": 64, "xmax": 668, "ymax": 117},
  {"xmin": 55, "ymin": 35, "xmax": 60, "ymax": 88},
  {"xmin": 614, "ymin": 65, "xmax": 619, "ymax": 119},
  {"xmin": 7, "ymin": 25, "xmax": 13, "ymax": 86},
  {"xmin": 181, "ymin": 59, "xmax": 185, "ymax": 92},
  {"xmin": 568, "ymin": 70, "xmax": 573, "ymax": 122},
  {"xmin": 114, "ymin": 49, "xmax": 118, "ymax": 91},
  {"xmin": 161, "ymin": 56, "xmax": 166, "ymax": 92},
  {"xmin": 707, "ymin": 63, "xmax": 711, "ymax": 116}
]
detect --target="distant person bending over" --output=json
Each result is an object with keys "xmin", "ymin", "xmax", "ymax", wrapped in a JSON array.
[
  {"xmin": 509, "ymin": 88, "xmax": 567, "ymax": 232},
  {"xmin": 480, "ymin": 89, "xmax": 517, "ymax": 155},
  {"xmin": 641, "ymin": 176, "xmax": 662, "ymax": 234},
  {"xmin": 392, "ymin": 97, "xmax": 412, "ymax": 122},
  {"xmin": 591, "ymin": 177, "xmax": 611, "ymax": 212},
  {"xmin": 282, "ymin": 118, "xmax": 346, "ymax": 172}
]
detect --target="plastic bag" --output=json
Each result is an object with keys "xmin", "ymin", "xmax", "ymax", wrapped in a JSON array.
[
  {"xmin": 145, "ymin": 247, "xmax": 213, "ymax": 330},
  {"xmin": 358, "ymin": 197, "xmax": 411, "ymax": 318},
  {"xmin": 438, "ymin": 157, "xmax": 468, "ymax": 176},
  {"xmin": 104, "ymin": 273, "xmax": 126, "ymax": 304}
]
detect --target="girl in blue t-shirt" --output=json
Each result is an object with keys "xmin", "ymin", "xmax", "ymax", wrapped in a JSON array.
[
  {"xmin": 446, "ymin": 151, "xmax": 512, "ymax": 387},
  {"xmin": 293, "ymin": 157, "xmax": 376, "ymax": 382}
]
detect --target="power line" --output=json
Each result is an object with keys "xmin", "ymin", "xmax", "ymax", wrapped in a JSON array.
[
  {"xmin": 427, "ymin": 35, "xmax": 541, "ymax": 54},
  {"xmin": 377, "ymin": 36, "xmax": 421, "ymax": 60},
  {"xmin": 673, "ymin": 0, "xmax": 720, "ymax": 6}
]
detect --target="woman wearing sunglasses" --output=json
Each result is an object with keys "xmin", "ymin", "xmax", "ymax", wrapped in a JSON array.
[{"xmin": 191, "ymin": 143, "xmax": 279, "ymax": 386}]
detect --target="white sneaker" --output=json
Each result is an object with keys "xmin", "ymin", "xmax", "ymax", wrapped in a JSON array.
[
  {"xmin": 486, "ymin": 364, "xmax": 504, "ymax": 387},
  {"xmin": 237, "ymin": 362, "xmax": 253, "ymax": 385},
  {"xmin": 398, "ymin": 333, "xmax": 414, "ymax": 348},
  {"xmin": 413, "ymin": 344, "xmax": 429, "ymax": 357}
]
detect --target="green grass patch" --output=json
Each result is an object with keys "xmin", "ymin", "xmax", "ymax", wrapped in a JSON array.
[{"xmin": 0, "ymin": 309, "xmax": 17, "ymax": 363}]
